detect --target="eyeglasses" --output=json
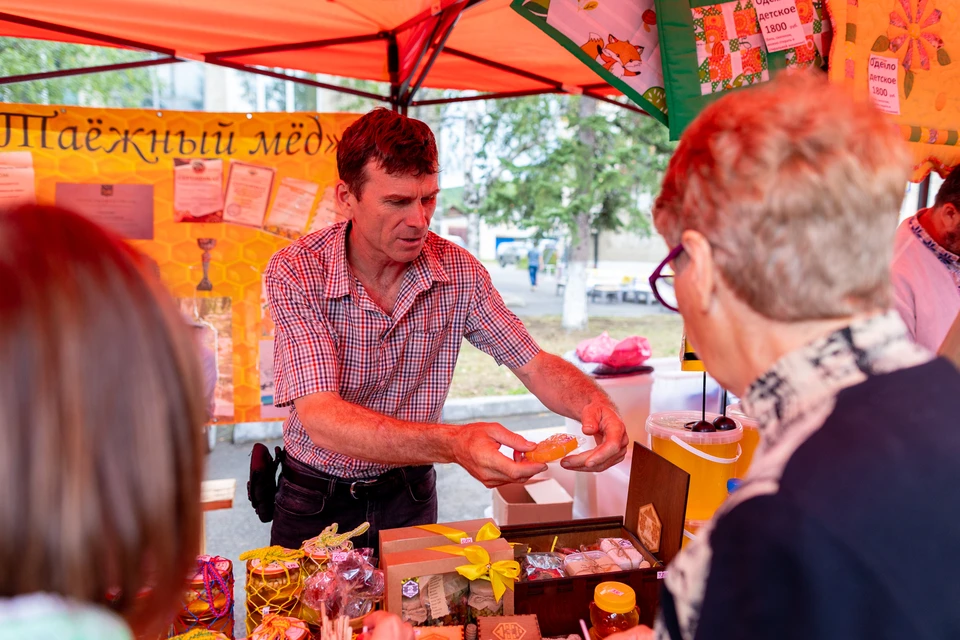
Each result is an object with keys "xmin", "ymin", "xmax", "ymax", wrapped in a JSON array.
[{"xmin": 648, "ymin": 244, "xmax": 684, "ymax": 312}]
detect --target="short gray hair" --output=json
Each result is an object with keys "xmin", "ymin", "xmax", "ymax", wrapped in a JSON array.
[{"xmin": 653, "ymin": 71, "xmax": 909, "ymax": 321}]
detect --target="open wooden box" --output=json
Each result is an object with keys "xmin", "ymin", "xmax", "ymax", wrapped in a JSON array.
[{"xmin": 500, "ymin": 443, "xmax": 690, "ymax": 636}]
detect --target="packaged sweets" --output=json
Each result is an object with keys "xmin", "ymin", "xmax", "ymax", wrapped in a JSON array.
[
  {"xmin": 401, "ymin": 573, "xmax": 470, "ymax": 626},
  {"xmin": 520, "ymin": 553, "xmax": 566, "ymax": 581},
  {"xmin": 301, "ymin": 548, "xmax": 384, "ymax": 623},
  {"xmin": 598, "ymin": 539, "xmax": 647, "ymax": 571},
  {"xmin": 562, "ymin": 551, "xmax": 619, "ymax": 577}
]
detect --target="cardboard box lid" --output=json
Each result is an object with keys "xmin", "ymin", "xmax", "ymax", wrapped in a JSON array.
[
  {"xmin": 380, "ymin": 518, "xmax": 498, "ymax": 555},
  {"xmin": 624, "ymin": 441, "xmax": 690, "ymax": 565},
  {"xmin": 517, "ymin": 478, "xmax": 571, "ymax": 505}
]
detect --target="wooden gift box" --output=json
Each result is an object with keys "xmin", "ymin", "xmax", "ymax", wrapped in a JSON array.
[
  {"xmin": 500, "ymin": 443, "xmax": 690, "ymax": 637},
  {"xmin": 381, "ymin": 537, "xmax": 515, "ymax": 623}
]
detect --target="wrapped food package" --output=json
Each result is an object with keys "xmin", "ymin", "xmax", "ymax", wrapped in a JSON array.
[
  {"xmin": 520, "ymin": 553, "xmax": 566, "ymax": 581},
  {"xmin": 599, "ymin": 538, "xmax": 648, "ymax": 571},
  {"xmin": 562, "ymin": 551, "xmax": 619, "ymax": 577}
]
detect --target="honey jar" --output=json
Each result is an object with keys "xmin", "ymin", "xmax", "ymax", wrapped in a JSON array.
[
  {"xmin": 589, "ymin": 582, "xmax": 640, "ymax": 639},
  {"xmin": 245, "ymin": 558, "xmax": 303, "ymax": 635}
]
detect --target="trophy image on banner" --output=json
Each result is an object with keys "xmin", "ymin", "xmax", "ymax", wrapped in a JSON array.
[{"xmin": 197, "ymin": 238, "xmax": 216, "ymax": 291}]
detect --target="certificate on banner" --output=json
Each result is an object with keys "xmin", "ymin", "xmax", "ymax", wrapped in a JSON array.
[
  {"xmin": 55, "ymin": 183, "xmax": 154, "ymax": 239},
  {"xmin": 173, "ymin": 158, "xmax": 224, "ymax": 223},
  {"xmin": 260, "ymin": 339, "xmax": 288, "ymax": 419},
  {"xmin": 265, "ymin": 177, "xmax": 319, "ymax": 237},
  {"xmin": 308, "ymin": 186, "xmax": 345, "ymax": 233},
  {"xmin": 0, "ymin": 151, "xmax": 36, "ymax": 208},
  {"xmin": 223, "ymin": 161, "xmax": 276, "ymax": 227}
]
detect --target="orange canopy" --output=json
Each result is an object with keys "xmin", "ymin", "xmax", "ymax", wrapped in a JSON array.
[{"xmin": 0, "ymin": 0, "xmax": 628, "ymax": 108}]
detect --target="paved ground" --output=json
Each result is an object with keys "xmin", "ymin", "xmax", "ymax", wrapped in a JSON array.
[
  {"xmin": 487, "ymin": 262, "xmax": 671, "ymax": 319},
  {"xmin": 204, "ymin": 412, "xmax": 563, "ymax": 634}
]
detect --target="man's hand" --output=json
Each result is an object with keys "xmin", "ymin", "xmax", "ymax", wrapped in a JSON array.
[
  {"xmin": 561, "ymin": 400, "xmax": 628, "ymax": 472},
  {"xmin": 358, "ymin": 611, "xmax": 415, "ymax": 640},
  {"xmin": 452, "ymin": 423, "xmax": 547, "ymax": 488}
]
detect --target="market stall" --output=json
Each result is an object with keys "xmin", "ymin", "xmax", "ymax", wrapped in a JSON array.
[{"xmin": 1, "ymin": 0, "xmax": 954, "ymax": 638}]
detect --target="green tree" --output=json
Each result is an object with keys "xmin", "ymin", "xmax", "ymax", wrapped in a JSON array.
[
  {"xmin": 0, "ymin": 38, "xmax": 154, "ymax": 107},
  {"xmin": 476, "ymin": 93, "xmax": 674, "ymax": 329}
]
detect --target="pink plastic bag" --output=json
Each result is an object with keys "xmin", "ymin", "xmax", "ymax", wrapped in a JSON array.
[
  {"xmin": 602, "ymin": 336, "xmax": 652, "ymax": 369},
  {"xmin": 576, "ymin": 331, "xmax": 619, "ymax": 363}
]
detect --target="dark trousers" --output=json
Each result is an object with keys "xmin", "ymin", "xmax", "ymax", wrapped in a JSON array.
[
  {"xmin": 529, "ymin": 265, "xmax": 539, "ymax": 286},
  {"xmin": 270, "ymin": 455, "xmax": 438, "ymax": 556}
]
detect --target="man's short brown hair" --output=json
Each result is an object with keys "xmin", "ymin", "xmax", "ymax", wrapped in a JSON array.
[
  {"xmin": 653, "ymin": 72, "xmax": 910, "ymax": 321},
  {"xmin": 337, "ymin": 108, "xmax": 439, "ymax": 199}
]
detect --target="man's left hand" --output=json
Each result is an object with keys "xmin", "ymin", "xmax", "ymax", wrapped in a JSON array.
[{"xmin": 560, "ymin": 400, "xmax": 628, "ymax": 472}]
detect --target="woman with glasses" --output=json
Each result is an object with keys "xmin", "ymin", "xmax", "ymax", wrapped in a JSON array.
[{"xmin": 644, "ymin": 73, "xmax": 960, "ymax": 640}]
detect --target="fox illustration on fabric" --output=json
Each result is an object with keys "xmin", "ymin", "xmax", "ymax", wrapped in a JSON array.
[{"xmin": 580, "ymin": 33, "xmax": 644, "ymax": 77}]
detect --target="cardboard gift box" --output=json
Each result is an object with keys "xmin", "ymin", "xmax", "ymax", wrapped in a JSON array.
[
  {"xmin": 382, "ymin": 538, "xmax": 516, "ymax": 626},
  {"xmin": 492, "ymin": 478, "xmax": 573, "ymax": 526},
  {"xmin": 501, "ymin": 443, "xmax": 690, "ymax": 637},
  {"xmin": 380, "ymin": 519, "xmax": 501, "ymax": 556}
]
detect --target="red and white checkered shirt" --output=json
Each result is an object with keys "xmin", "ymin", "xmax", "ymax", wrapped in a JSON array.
[{"xmin": 265, "ymin": 222, "xmax": 541, "ymax": 478}]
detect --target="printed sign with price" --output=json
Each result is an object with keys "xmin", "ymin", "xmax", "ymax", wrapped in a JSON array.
[
  {"xmin": 755, "ymin": 0, "xmax": 806, "ymax": 52},
  {"xmin": 868, "ymin": 54, "xmax": 901, "ymax": 115}
]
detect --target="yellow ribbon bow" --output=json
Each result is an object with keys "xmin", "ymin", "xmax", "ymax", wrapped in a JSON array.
[
  {"xmin": 252, "ymin": 613, "xmax": 309, "ymax": 640},
  {"xmin": 416, "ymin": 521, "xmax": 502, "ymax": 545},
  {"xmin": 428, "ymin": 544, "xmax": 520, "ymax": 603}
]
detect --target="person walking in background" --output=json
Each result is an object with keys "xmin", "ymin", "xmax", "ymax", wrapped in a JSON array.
[
  {"xmin": 527, "ymin": 242, "xmax": 542, "ymax": 291},
  {"xmin": 891, "ymin": 169, "xmax": 960, "ymax": 351}
]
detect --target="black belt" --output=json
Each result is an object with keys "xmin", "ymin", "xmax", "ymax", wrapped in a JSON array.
[{"xmin": 281, "ymin": 455, "xmax": 431, "ymax": 501}]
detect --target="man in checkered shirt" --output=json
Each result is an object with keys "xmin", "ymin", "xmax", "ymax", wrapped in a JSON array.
[{"xmin": 265, "ymin": 109, "xmax": 628, "ymax": 551}]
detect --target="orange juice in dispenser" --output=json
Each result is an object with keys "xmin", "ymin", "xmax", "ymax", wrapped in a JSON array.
[
  {"xmin": 645, "ymin": 411, "xmax": 742, "ymax": 522},
  {"xmin": 727, "ymin": 402, "xmax": 761, "ymax": 477}
]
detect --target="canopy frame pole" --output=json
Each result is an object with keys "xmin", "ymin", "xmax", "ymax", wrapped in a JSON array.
[
  {"xmin": 204, "ymin": 33, "xmax": 388, "ymax": 60},
  {"xmin": 394, "ymin": 19, "xmax": 446, "ymax": 109},
  {"xmin": 411, "ymin": 88, "xmax": 565, "ymax": 106},
  {"xmin": 0, "ymin": 56, "xmax": 182, "ymax": 86},
  {"xmin": 0, "ymin": 11, "xmax": 177, "ymax": 55},
  {"xmin": 583, "ymin": 90, "xmax": 651, "ymax": 117},
  {"xmin": 441, "ymin": 46, "xmax": 565, "ymax": 90},
  {"xmin": 917, "ymin": 175, "xmax": 931, "ymax": 212},
  {"xmin": 398, "ymin": 4, "xmax": 468, "ymax": 108},
  {"xmin": 0, "ymin": 11, "xmax": 186, "ymax": 85},
  {"xmin": 205, "ymin": 60, "xmax": 391, "ymax": 103}
]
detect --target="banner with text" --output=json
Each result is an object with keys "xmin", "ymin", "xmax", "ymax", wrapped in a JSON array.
[{"xmin": 0, "ymin": 104, "xmax": 360, "ymax": 422}]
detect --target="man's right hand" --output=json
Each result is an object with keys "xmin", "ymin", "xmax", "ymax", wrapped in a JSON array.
[{"xmin": 452, "ymin": 423, "xmax": 547, "ymax": 488}]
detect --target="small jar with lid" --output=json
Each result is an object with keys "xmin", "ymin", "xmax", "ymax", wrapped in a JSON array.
[{"xmin": 589, "ymin": 581, "xmax": 640, "ymax": 639}]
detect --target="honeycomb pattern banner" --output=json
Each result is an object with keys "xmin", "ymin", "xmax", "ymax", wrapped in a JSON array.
[{"xmin": 0, "ymin": 103, "xmax": 360, "ymax": 423}]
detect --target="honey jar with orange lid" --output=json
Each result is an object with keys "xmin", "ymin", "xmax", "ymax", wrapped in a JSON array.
[
  {"xmin": 179, "ymin": 555, "xmax": 233, "ymax": 618},
  {"xmin": 589, "ymin": 581, "xmax": 640, "ymax": 639}
]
